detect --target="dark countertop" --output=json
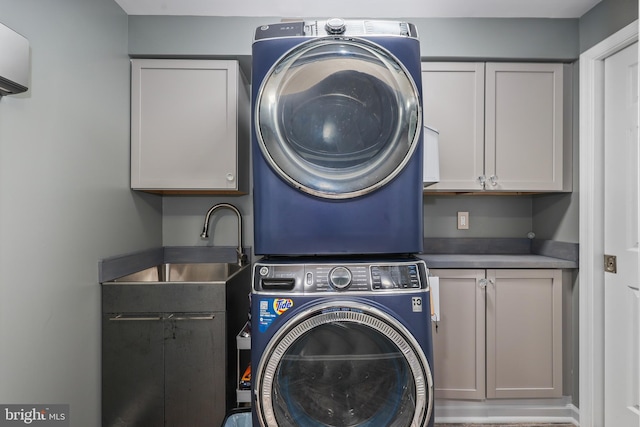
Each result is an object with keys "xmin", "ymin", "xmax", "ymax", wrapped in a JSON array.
[
  {"xmin": 419, "ymin": 238, "xmax": 579, "ymax": 269},
  {"xmin": 99, "ymin": 239, "xmax": 579, "ymax": 283},
  {"xmin": 419, "ymin": 254, "xmax": 578, "ymax": 269}
]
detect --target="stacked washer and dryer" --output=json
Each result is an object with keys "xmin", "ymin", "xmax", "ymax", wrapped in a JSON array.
[{"xmin": 250, "ymin": 19, "xmax": 435, "ymax": 427}]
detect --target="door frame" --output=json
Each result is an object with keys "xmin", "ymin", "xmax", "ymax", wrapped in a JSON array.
[{"xmin": 579, "ymin": 19, "xmax": 638, "ymax": 427}]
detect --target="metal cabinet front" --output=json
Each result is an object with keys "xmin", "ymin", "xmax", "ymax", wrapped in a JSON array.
[
  {"xmin": 102, "ymin": 313, "xmax": 165, "ymax": 427},
  {"xmin": 254, "ymin": 301, "xmax": 433, "ymax": 427}
]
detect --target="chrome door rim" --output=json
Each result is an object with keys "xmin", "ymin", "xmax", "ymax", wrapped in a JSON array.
[
  {"xmin": 254, "ymin": 300, "xmax": 434, "ymax": 427},
  {"xmin": 255, "ymin": 37, "xmax": 422, "ymax": 199}
]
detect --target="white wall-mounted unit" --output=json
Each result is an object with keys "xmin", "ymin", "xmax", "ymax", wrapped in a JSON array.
[
  {"xmin": 0, "ymin": 22, "xmax": 29, "ymax": 96},
  {"xmin": 424, "ymin": 125, "xmax": 440, "ymax": 187}
]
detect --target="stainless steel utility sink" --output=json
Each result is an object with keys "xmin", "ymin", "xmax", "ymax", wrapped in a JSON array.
[{"xmin": 109, "ymin": 263, "xmax": 244, "ymax": 283}]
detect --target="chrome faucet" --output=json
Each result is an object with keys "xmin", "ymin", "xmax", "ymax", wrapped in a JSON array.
[{"xmin": 201, "ymin": 203, "xmax": 247, "ymax": 266}]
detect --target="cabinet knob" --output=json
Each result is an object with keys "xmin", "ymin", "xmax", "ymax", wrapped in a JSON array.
[
  {"xmin": 226, "ymin": 173, "xmax": 235, "ymax": 182},
  {"xmin": 489, "ymin": 175, "xmax": 499, "ymax": 186}
]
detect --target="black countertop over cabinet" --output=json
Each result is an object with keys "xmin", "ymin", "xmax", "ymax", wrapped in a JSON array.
[{"xmin": 419, "ymin": 238, "xmax": 578, "ymax": 269}]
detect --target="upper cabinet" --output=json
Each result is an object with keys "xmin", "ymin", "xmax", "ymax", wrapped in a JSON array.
[
  {"xmin": 422, "ymin": 62, "xmax": 572, "ymax": 193},
  {"xmin": 421, "ymin": 63, "xmax": 485, "ymax": 191},
  {"xmin": 131, "ymin": 59, "xmax": 250, "ymax": 194}
]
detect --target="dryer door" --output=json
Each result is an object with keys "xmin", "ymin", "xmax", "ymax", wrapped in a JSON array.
[
  {"xmin": 254, "ymin": 301, "xmax": 433, "ymax": 427},
  {"xmin": 255, "ymin": 37, "xmax": 421, "ymax": 199}
]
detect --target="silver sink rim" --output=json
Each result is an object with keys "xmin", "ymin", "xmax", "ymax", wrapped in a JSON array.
[{"xmin": 104, "ymin": 262, "xmax": 245, "ymax": 284}]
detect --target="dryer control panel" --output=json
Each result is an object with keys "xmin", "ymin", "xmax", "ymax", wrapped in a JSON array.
[
  {"xmin": 253, "ymin": 258, "xmax": 428, "ymax": 294},
  {"xmin": 254, "ymin": 19, "xmax": 418, "ymax": 41}
]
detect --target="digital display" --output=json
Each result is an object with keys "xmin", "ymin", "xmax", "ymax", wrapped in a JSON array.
[{"xmin": 371, "ymin": 264, "xmax": 420, "ymax": 289}]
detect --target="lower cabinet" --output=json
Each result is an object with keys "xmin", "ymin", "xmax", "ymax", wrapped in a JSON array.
[
  {"xmin": 430, "ymin": 269, "xmax": 563, "ymax": 400},
  {"xmin": 101, "ymin": 267, "xmax": 251, "ymax": 427},
  {"xmin": 102, "ymin": 312, "xmax": 226, "ymax": 427}
]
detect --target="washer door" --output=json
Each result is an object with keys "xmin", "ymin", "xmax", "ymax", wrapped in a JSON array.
[
  {"xmin": 254, "ymin": 301, "xmax": 433, "ymax": 427},
  {"xmin": 255, "ymin": 37, "xmax": 421, "ymax": 199}
]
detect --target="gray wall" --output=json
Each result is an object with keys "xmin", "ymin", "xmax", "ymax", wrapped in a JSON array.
[
  {"xmin": 580, "ymin": 0, "xmax": 639, "ymax": 52},
  {"xmin": 531, "ymin": 60, "xmax": 581, "ymax": 243},
  {"xmin": 128, "ymin": 16, "xmax": 581, "ymax": 60},
  {"xmin": 425, "ymin": 196, "xmax": 534, "ymax": 238},
  {"xmin": 0, "ymin": 1, "xmax": 162, "ymax": 426}
]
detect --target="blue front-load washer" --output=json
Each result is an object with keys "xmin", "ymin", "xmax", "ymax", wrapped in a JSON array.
[
  {"xmin": 251, "ymin": 256, "xmax": 434, "ymax": 427},
  {"xmin": 252, "ymin": 19, "xmax": 424, "ymax": 256}
]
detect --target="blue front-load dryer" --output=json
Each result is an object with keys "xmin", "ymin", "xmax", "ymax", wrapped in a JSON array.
[
  {"xmin": 251, "ymin": 256, "xmax": 435, "ymax": 427},
  {"xmin": 252, "ymin": 19, "xmax": 424, "ymax": 256}
]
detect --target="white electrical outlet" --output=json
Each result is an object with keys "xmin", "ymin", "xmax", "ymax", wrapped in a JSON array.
[{"xmin": 457, "ymin": 211, "xmax": 469, "ymax": 230}]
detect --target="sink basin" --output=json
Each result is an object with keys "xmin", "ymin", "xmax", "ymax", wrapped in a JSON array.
[{"xmin": 109, "ymin": 263, "xmax": 244, "ymax": 283}]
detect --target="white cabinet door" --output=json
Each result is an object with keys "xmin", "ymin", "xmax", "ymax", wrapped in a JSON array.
[
  {"xmin": 422, "ymin": 62, "xmax": 571, "ymax": 193},
  {"xmin": 430, "ymin": 269, "xmax": 486, "ymax": 400},
  {"xmin": 422, "ymin": 63, "xmax": 485, "ymax": 191},
  {"xmin": 486, "ymin": 269, "xmax": 563, "ymax": 398},
  {"xmin": 485, "ymin": 63, "xmax": 569, "ymax": 192},
  {"xmin": 131, "ymin": 59, "xmax": 249, "ymax": 193},
  {"xmin": 431, "ymin": 268, "xmax": 563, "ymax": 400}
]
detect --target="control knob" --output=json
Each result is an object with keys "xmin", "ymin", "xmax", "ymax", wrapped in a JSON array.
[
  {"xmin": 329, "ymin": 266, "xmax": 352, "ymax": 290},
  {"xmin": 325, "ymin": 18, "xmax": 346, "ymax": 34}
]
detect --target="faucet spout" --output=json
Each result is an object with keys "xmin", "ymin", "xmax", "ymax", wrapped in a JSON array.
[{"xmin": 201, "ymin": 203, "xmax": 246, "ymax": 266}]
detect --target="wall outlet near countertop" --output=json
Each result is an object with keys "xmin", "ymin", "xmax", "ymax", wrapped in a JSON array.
[{"xmin": 457, "ymin": 211, "xmax": 469, "ymax": 230}]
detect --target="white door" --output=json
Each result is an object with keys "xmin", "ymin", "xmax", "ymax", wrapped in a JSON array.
[{"xmin": 604, "ymin": 40, "xmax": 640, "ymax": 426}]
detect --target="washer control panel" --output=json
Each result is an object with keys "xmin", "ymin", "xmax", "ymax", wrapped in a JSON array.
[{"xmin": 253, "ymin": 258, "xmax": 427, "ymax": 294}]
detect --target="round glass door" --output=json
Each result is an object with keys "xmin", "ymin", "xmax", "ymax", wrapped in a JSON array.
[
  {"xmin": 255, "ymin": 37, "xmax": 421, "ymax": 199},
  {"xmin": 255, "ymin": 302, "xmax": 433, "ymax": 427}
]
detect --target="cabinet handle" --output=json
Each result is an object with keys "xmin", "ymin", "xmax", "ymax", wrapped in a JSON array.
[
  {"xmin": 108, "ymin": 314, "xmax": 216, "ymax": 321},
  {"xmin": 479, "ymin": 279, "xmax": 495, "ymax": 289},
  {"xmin": 489, "ymin": 175, "xmax": 499, "ymax": 187},
  {"xmin": 477, "ymin": 175, "xmax": 486, "ymax": 189},
  {"xmin": 171, "ymin": 314, "xmax": 216, "ymax": 321},
  {"xmin": 109, "ymin": 314, "xmax": 162, "ymax": 321}
]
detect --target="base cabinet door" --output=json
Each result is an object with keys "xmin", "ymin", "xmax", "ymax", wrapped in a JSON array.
[
  {"xmin": 430, "ymin": 268, "xmax": 563, "ymax": 400},
  {"xmin": 102, "ymin": 312, "xmax": 226, "ymax": 427},
  {"xmin": 102, "ymin": 314, "xmax": 165, "ymax": 427},
  {"xmin": 431, "ymin": 269, "xmax": 486, "ymax": 399},
  {"xmin": 164, "ymin": 314, "xmax": 227, "ymax": 427},
  {"xmin": 486, "ymin": 269, "xmax": 563, "ymax": 398}
]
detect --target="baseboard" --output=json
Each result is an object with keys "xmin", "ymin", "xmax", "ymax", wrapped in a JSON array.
[{"xmin": 434, "ymin": 398, "xmax": 579, "ymax": 425}]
